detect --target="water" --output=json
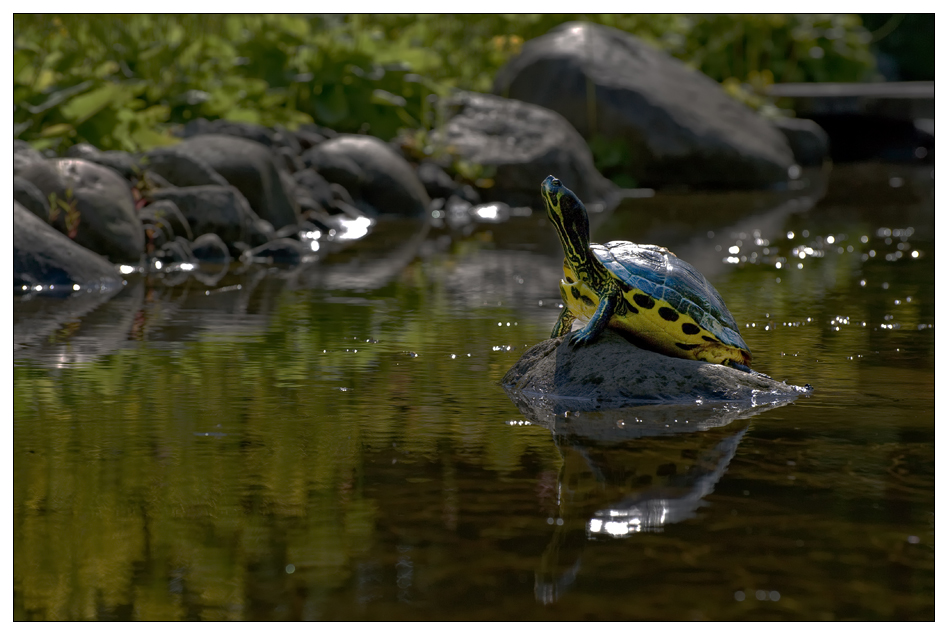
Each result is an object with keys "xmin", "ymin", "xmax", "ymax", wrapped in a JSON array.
[{"xmin": 13, "ymin": 164, "xmax": 934, "ymax": 620}]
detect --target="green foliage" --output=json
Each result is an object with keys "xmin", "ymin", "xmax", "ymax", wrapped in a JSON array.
[{"xmin": 14, "ymin": 15, "xmax": 877, "ymax": 156}]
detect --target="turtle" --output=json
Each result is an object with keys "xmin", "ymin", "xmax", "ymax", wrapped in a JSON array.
[{"xmin": 541, "ymin": 175, "xmax": 753, "ymax": 371}]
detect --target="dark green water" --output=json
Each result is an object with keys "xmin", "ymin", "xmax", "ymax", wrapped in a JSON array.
[{"xmin": 13, "ymin": 164, "xmax": 934, "ymax": 620}]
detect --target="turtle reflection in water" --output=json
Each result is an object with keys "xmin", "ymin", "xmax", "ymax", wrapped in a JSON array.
[{"xmin": 540, "ymin": 175, "xmax": 753, "ymax": 371}]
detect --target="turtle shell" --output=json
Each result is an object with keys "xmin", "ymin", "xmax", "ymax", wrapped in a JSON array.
[{"xmin": 592, "ymin": 240, "xmax": 749, "ymax": 352}]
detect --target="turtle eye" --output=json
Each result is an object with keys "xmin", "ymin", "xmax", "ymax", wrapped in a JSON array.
[{"xmin": 552, "ymin": 179, "xmax": 561, "ymax": 187}]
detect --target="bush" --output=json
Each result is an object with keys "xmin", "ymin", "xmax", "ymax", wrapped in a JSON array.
[{"xmin": 14, "ymin": 15, "xmax": 877, "ymax": 156}]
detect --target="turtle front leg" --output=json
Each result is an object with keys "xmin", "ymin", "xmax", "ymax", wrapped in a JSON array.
[
  {"xmin": 568, "ymin": 289, "xmax": 619, "ymax": 347},
  {"xmin": 551, "ymin": 306, "xmax": 576, "ymax": 338}
]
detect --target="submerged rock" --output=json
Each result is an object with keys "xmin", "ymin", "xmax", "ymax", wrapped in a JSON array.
[
  {"xmin": 493, "ymin": 21, "xmax": 796, "ymax": 190},
  {"xmin": 503, "ymin": 330, "xmax": 810, "ymax": 414}
]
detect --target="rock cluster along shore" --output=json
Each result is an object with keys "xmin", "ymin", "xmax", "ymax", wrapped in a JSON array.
[{"xmin": 15, "ymin": 22, "xmax": 829, "ymax": 297}]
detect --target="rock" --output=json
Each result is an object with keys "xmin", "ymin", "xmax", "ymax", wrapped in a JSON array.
[
  {"xmin": 14, "ymin": 278, "xmax": 143, "ymax": 364},
  {"xmin": 329, "ymin": 183, "xmax": 357, "ymax": 209},
  {"xmin": 294, "ymin": 128, "xmax": 329, "ymax": 150},
  {"xmin": 244, "ymin": 237, "xmax": 310, "ymax": 265},
  {"xmin": 493, "ymin": 21, "xmax": 796, "ymax": 190},
  {"xmin": 155, "ymin": 236, "xmax": 195, "ymax": 266},
  {"xmin": 503, "ymin": 330, "xmax": 810, "ymax": 413},
  {"xmin": 438, "ymin": 91, "xmax": 617, "ymax": 210},
  {"xmin": 190, "ymin": 233, "xmax": 231, "ymax": 264},
  {"xmin": 140, "ymin": 219, "xmax": 171, "ymax": 253},
  {"xmin": 417, "ymin": 161, "xmax": 458, "ymax": 199},
  {"xmin": 139, "ymin": 199, "xmax": 193, "ymax": 241},
  {"xmin": 773, "ymin": 117, "xmax": 830, "ymax": 167},
  {"xmin": 180, "ymin": 118, "xmax": 275, "ymax": 146},
  {"xmin": 142, "ymin": 170, "xmax": 174, "ymax": 190},
  {"xmin": 275, "ymin": 145, "xmax": 305, "ymax": 173},
  {"xmin": 143, "ymin": 146, "xmax": 230, "ymax": 188},
  {"xmin": 293, "ymin": 169, "xmax": 336, "ymax": 214},
  {"xmin": 301, "ymin": 145, "xmax": 364, "ymax": 194},
  {"xmin": 14, "ymin": 140, "xmax": 46, "ymax": 171},
  {"xmin": 145, "ymin": 185, "xmax": 271, "ymax": 256},
  {"xmin": 174, "ymin": 134, "xmax": 299, "ymax": 229},
  {"xmin": 301, "ymin": 134, "xmax": 430, "ymax": 217},
  {"xmin": 65, "ymin": 143, "xmax": 139, "ymax": 180},
  {"xmin": 15, "ymin": 158, "xmax": 144, "ymax": 263},
  {"xmin": 14, "ymin": 176, "xmax": 49, "ymax": 218},
  {"xmin": 14, "ymin": 201, "xmax": 124, "ymax": 296}
]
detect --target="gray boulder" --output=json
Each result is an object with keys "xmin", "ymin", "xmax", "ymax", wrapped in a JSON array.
[
  {"xmin": 438, "ymin": 91, "xmax": 617, "ymax": 210},
  {"xmin": 145, "ymin": 185, "xmax": 272, "ymax": 256},
  {"xmin": 244, "ymin": 237, "xmax": 309, "ymax": 265},
  {"xmin": 493, "ymin": 21, "xmax": 796, "ymax": 189},
  {"xmin": 417, "ymin": 161, "xmax": 458, "ymax": 200},
  {"xmin": 301, "ymin": 134, "xmax": 430, "ymax": 216},
  {"xmin": 293, "ymin": 169, "xmax": 337, "ymax": 214},
  {"xmin": 142, "ymin": 146, "xmax": 230, "ymax": 188},
  {"xmin": 772, "ymin": 117, "xmax": 830, "ymax": 167},
  {"xmin": 14, "ymin": 158, "xmax": 144, "ymax": 263},
  {"xmin": 174, "ymin": 134, "xmax": 299, "ymax": 229},
  {"xmin": 180, "ymin": 118, "xmax": 275, "ymax": 147},
  {"xmin": 138, "ymin": 199, "xmax": 193, "ymax": 241},
  {"xmin": 65, "ymin": 143, "xmax": 139, "ymax": 180},
  {"xmin": 14, "ymin": 176, "xmax": 49, "ymax": 218},
  {"xmin": 190, "ymin": 233, "xmax": 231, "ymax": 264},
  {"xmin": 154, "ymin": 236, "xmax": 196, "ymax": 267},
  {"xmin": 14, "ymin": 201, "xmax": 123, "ymax": 295},
  {"xmin": 14, "ymin": 140, "xmax": 46, "ymax": 172},
  {"xmin": 503, "ymin": 330, "xmax": 810, "ymax": 414}
]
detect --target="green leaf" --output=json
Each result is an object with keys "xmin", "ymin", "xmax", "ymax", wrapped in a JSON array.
[
  {"xmin": 40, "ymin": 123, "xmax": 75, "ymax": 137},
  {"xmin": 130, "ymin": 127, "xmax": 179, "ymax": 150},
  {"xmin": 60, "ymin": 83, "xmax": 129, "ymax": 124},
  {"xmin": 371, "ymin": 89, "xmax": 407, "ymax": 107},
  {"xmin": 13, "ymin": 49, "xmax": 35, "ymax": 83}
]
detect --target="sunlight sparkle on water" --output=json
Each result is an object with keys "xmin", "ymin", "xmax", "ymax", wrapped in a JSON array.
[
  {"xmin": 473, "ymin": 204, "xmax": 500, "ymax": 221},
  {"xmin": 336, "ymin": 216, "xmax": 373, "ymax": 241}
]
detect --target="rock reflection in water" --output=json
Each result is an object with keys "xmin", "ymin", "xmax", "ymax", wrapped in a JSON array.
[{"xmin": 529, "ymin": 399, "xmax": 788, "ymax": 605}]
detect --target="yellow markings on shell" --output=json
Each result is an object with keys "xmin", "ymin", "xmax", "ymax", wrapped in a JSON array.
[{"xmin": 558, "ymin": 269, "xmax": 744, "ymax": 365}]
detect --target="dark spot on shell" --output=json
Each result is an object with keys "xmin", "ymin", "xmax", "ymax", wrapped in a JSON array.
[
  {"xmin": 570, "ymin": 287, "xmax": 581, "ymax": 299},
  {"xmin": 701, "ymin": 335, "xmax": 719, "ymax": 342},
  {"xmin": 676, "ymin": 343, "xmax": 700, "ymax": 351},
  {"xmin": 581, "ymin": 295, "xmax": 595, "ymax": 307},
  {"xmin": 658, "ymin": 307, "xmax": 679, "ymax": 322},
  {"xmin": 565, "ymin": 276, "xmax": 575, "ymax": 284},
  {"xmin": 633, "ymin": 293, "xmax": 655, "ymax": 309},
  {"xmin": 682, "ymin": 323, "xmax": 701, "ymax": 335}
]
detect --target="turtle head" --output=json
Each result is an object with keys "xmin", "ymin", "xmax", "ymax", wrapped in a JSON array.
[{"xmin": 541, "ymin": 175, "xmax": 591, "ymax": 263}]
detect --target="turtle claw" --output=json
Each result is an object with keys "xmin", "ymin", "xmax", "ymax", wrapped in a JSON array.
[{"xmin": 567, "ymin": 329, "xmax": 597, "ymax": 348}]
